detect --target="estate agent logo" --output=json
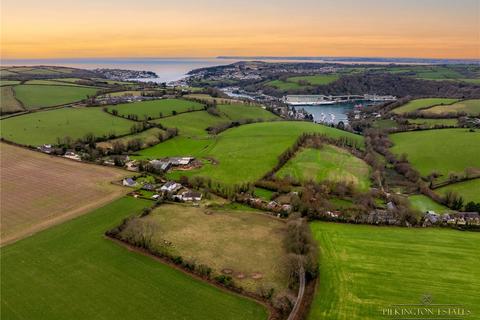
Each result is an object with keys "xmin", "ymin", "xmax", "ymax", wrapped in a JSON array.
[{"xmin": 380, "ymin": 294, "xmax": 472, "ymax": 319}]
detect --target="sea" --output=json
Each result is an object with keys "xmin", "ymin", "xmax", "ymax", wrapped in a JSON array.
[{"xmin": 0, "ymin": 58, "xmax": 241, "ymax": 83}]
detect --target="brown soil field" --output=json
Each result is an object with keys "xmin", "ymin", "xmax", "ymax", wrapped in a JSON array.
[{"xmin": 0, "ymin": 143, "xmax": 129, "ymax": 245}]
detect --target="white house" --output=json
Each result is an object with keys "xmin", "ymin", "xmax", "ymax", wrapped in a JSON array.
[
  {"xmin": 160, "ymin": 181, "xmax": 181, "ymax": 192},
  {"xmin": 123, "ymin": 178, "xmax": 137, "ymax": 187}
]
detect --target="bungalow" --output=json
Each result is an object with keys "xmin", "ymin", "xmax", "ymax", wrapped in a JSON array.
[
  {"xmin": 38, "ymin": 144, "xmax": 54, "ymax": 154},
  {"xmin": 160, "ymin": 181, "xmax": 181, "ymax": 192},
  {"xmin": 181, "ymin": 191, "xmax": 202, "ymax": 201},
  {"xmin": 64, "ymin": 151, "xmax": 81, "ymax": 161},
  {"xmin": 123, "ymin": 178, "xmax": 137, "ymax": 187}
]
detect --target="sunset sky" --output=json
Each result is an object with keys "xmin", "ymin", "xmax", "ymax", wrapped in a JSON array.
[{"xmin": 1, "ymin": 0, "xmax": 479, "ymax": 59}]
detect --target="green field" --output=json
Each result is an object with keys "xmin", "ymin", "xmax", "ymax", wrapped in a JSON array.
[
  {"xmin": 0, "ymin": 80, "xmax": 21, "ymax": 86},
  {"xmin": 392, "ymin": 98, "xmax": 459, "ymax": 114},
  {"xmin": 13, "ymin": 84, "xmax": 99, "ymax": 109},
  {"xmin": 108, "ymin": 99, "xmax": 204, "ymax": 120},
  {"xmin": 265, "ymin": 79, "xmax": 303, "ymax": 90},
  {"xmin": 390, "ymin": 129, "xmax": 480, "ymax": 178},
  {"xmin": 0, "ymin": 197, "xmax": 267, "ymax": 320},
  {"xmin": 254, "ymin": 187, "xmax": 275, "ymax": 200},
  {"xmin": 277, "ymin": 146, "xmax": 371, "ymax": 191},
  {"xmin": 96, "ymin": 127, "xmax": 164, "ymax": 150},
  {"xmin": 0, "ymin": 86, "xmax": 24, "ymax": 114},
  {"xmin": 422, "ymin": 99, "xmax": 480, "ymax": 116},
  {"xmin": 24, "ymin": 80, "xmax": 89, "ymax": 87},
  {"xmin": 153, "ymin": 111, "xmax": 230, "ymax": 137},
  {"xmin": 436, "ymin": 178, "xmax": 480, "ymax": 204},
  {"xmin": 309, "ymin": 222, "xmax": 480, "ymax": 320},
  {"xmin": 217, "ymin": 104, "xmax": 279, "ymax": 121},
  {"xmin": 407, "ymin": 118, "xmax": 458, "ymax": 127},
  {"xmin": 408, "ymin": 194, "xmax": 449, "ymax": 213},
  {"xmin": 1, "ymin": 107, "xmax": 135, "ymax": 146},
  {"xmin": 164, "ymin": 122, "xmax": 364, "ymax": 185},
  {"xmin": 266, "ymin": 74, "xmax": 339, "ymax": 90},
  {"xmin": 287, "ymin": 74, "xmax": 340, "ymax": 85}
]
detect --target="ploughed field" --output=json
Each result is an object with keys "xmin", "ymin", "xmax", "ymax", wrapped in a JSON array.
[
  {"xmin": 276, "ymin": 145, "xmax": 370, "ymax": 191},
  {"xmin": 116, "ymin": 203, "xmax": 289, "ymax": 295},
  {"xmin": 0, "ymin": 86, "xmax": 24, "ymax": 114},
  {"xmin": 0, "ymin": 197, "xmax": 267, "ymax": 320},
  {"xmin": 1, "ymin": 107, "xmax": 135, "ymax": 146},
  {"xmin": 0, "ymin": 143, "xmax": 127, "ymax": 245},
  {"xmin": 139, "ymin": 121, "xmax": 364, "ymax": 185},
  {"xmin": 389, "ymin": 128, "xmax": 480, "ymax": 179},
  {"xmin": 308, "ymin": 222, "xmax": 480, "ymax": 320}
]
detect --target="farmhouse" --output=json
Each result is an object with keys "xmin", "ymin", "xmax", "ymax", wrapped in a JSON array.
[
  {"xmin": 123, "ymin": 178, "xmax": 137, "ymax": 187},
  {"xmin": 160, "ymin": 181, "xmax": 181, "ymax": 192},
  {"xmin": 181, "ymin": 191, "xmax": 202, "ymax": 201}
]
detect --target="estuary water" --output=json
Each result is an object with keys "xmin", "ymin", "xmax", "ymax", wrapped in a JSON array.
[
  {"xmin": 0, "ymin": 58, "xmax": 240, "ymax": 83},
  {"xmin": 293, "ymin": 102, "xmax": 358, "ymax": 124}
]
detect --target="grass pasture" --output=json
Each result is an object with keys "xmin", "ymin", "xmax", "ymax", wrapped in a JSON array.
[
  {"xmin": 309, "ymin": 222, "xmax": 480, "ymax": 320},
  {"xmin": 421, "ymin": 99, "xmax": 480, "ymax": 116},
  {"xmin": 265, "ymin": 80, "xmax": 303, "ymax": 90},
  {"xmin": 408, "ymin": 194, "xmax": 449, "ymax": 213},
  {"xmin": 436, "ymin": 178, "xmax": 480, "ymax": 205},
  {"xmin": 389, "ymin": 128, "xmax": 480, "ymax": 178},
  {"xmin": 277, "ymin": 146, "xmax": 371, "ymax": 191},
  {"xmin": 265, "ymin": 74, "xmax": 339, "ymax": 90},
  {"xmin": 0, "ymin": 143, "xmax": 128, "ymax": 244},
  {"xmin": 1, "ymin": 107, "xmax": 135, "ymax": 146},
  {"xmin": 165, "ymin": 122, "xmax": 364, "ymax": 185},
  {"xmin": 119, "ymin": 203, "xmax": 289, "ymax": 294},
  {"xmin": 13, "ymin": 84, "xmax": 99, "ymax": 109},
  {"xmin": 287, "ymin": 74, "xmax": 340, "ymax": 85},
  {"xmin": 153, "ymin": 110, "xmax": 229, "ymax": 137},
  {"xmin": 392, "ymin": 98, "xmax": 459, "ymax": 114},
  {"xmin": 0, "ymin": 86, "xmax": 24, "ymax": 114},
  {"xmin": 96, "ymin": 127, "xmax": 164, "ymax": 150},
  {"xmin": 218, "ymin": 104, "xmax": 279, "ymax": 121},
  {"xmin": 0, "ymin": 197, "xmax": 267, "ymax": 320},
  {"xmin": 407, "ymin": 118, "xmax": 458, "ymax": 127},
  {"xmin": 108, "ymin": 98, "xmax": 204, "ymax": 120}
]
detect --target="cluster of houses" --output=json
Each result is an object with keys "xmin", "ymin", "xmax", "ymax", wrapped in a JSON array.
[
  {"xmin": 38, "ymin": 145, "xmax": 82, "ymax": 161},
  {"xmin": 122, "ymin": 178, "xmax": 202, "ymax": 202},
  {"xmin": 238, "ymin": 195, "xmax": 292, "ymax": 215},
  {"xmin": 422, "ymin": 210, "xmax": 480, "ymax": 227}
]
